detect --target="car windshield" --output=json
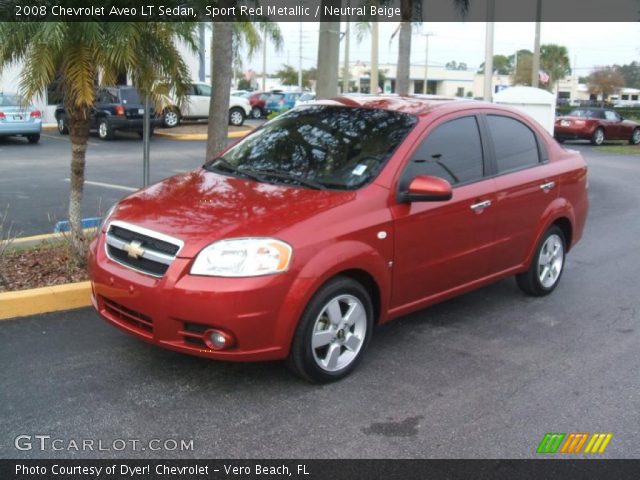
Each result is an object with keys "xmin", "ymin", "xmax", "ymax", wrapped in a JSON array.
[
  {"xmin": 0, "ymin": 94, "xmax": 22, "ymax": 107},
  {"xmin": 119, "ymin": 88, "xmax": 141, "ymax": 104},
  {"xmin": 206, "ymin": 105, "xmax": 418, "ymax": 190}
]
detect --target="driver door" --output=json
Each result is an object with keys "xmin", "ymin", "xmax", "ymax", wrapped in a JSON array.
[{"xmin": 390, "ymin": 115, "xmax": 498, "ymax": 309}]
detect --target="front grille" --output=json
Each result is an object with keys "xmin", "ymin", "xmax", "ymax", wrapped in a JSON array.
[
  {"xmin": 107, "ymin": 246, "xmax": 169, "ymax": 276},
  {"xmin": 105, "ymin": 221, "xmax": 183, "ymax": 277},
  {"xmin": 110, "ymin": 225, "xmax": 179, "ymax": 256},
  {"xmin": 179, "ymin": 322, "xmax": 208, "ymax": 348},
  {"xmin": 102, "ymin": 297, "xmax": 153, "ymax": 335}
]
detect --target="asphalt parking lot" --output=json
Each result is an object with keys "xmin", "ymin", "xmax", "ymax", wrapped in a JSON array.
[
  {"xmin": 1, "ymin": 144, "xmax": 639, "ymax": 459},
  {"xmin": 0, "ymin": 123, "xmax": 261, "ymax": 236}
]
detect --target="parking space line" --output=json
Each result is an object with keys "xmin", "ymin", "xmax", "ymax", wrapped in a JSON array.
[
  {"xmin": 43, "ymin": 134, "xmax": 100, "ymax": 146},
  {"xmin": 64, "ymin": 178, "xmax": 138, "ymax": 192}
]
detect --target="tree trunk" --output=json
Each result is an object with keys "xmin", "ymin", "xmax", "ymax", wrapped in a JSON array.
[
  {"xmin": 67, "ymin": 109, "xmax": 91, "ymax": 257},
  {"xmin": 206, "ymin": 22, "xmax": 233, "ymax": 161},
  {"xmin": 316, "ymin": 20, "xmax": 341, "ymax": 99},
  {"xmin": 396, "ymin": 21, "xmax": 412, "ymax": 95}
]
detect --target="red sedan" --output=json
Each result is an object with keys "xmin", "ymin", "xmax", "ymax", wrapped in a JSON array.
[
  {"xmin": 554, "ymin": 107, "xmax": 640, "ymax": 145},
  {"xmin": 89, "ymin": 96, "xmax": 588, "ymax": 382}
]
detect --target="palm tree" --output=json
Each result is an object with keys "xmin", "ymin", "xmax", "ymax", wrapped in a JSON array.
[
  {"xmin": 395, "ymin": 0, "xmax": 469, "ymax": 96},
  {"xmin": 0, "ymin": 22, "xmax": 196, "ymax": 258},
  {"xmin": 206, "ymin": 21, "xmax": 282, "ymax": 160},
  {"xmin": 540, "ymin": 44, "xmax": 571, "ymax": 93}
]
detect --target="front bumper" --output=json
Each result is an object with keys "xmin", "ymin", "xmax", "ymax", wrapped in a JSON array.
[{"xmin": 88, "ymin": 235, "xmax": 295, "ymax": 362}]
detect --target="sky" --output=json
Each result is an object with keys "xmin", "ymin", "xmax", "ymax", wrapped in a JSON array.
[{"xmin": 245, "ymin": 22, "xmax": 640, "ymax": 76}]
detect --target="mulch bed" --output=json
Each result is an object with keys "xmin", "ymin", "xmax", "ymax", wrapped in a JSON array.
[{"xmin": 0, "ymin": 242, "xmax": 88, "ymax": 293}]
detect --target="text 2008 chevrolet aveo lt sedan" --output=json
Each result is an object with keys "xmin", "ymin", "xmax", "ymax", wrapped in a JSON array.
[{"xmin": 89, "ymin": 96, "xmax": 588, "ymax": 382}]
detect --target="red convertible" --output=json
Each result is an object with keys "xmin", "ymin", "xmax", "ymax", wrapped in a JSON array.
[
  {"xmin": 89, "ymin": 96, "xmax": 589, "ymax": 382},
  {"xmin": 554, "ymin": 108, "xmax": 640, "ymax": 145}
]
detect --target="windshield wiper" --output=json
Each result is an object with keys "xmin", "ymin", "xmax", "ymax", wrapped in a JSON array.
[
  {"xmin": 206, "ymin": 159, "xmax": 265, "ymax": 183},
  {"xmin": 251, "ymin": 168, "xmax": 326, "ymax": 190}
]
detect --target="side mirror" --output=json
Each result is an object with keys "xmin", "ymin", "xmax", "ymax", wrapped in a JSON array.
[{"xmin": 399, "ymin": 175, "xmax": 453, "ymax": 203}]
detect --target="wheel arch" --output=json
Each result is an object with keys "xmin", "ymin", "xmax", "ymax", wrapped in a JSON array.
[
  {"xmin": 275, "ymin": 240, "xmax": 391, "ymax": 356},
  {"xmin": 523, "ymin": 199, "xmax": 576, "ymax": 270}
]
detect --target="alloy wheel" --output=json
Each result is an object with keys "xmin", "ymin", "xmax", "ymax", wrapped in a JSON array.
[
  {"xmin": 311, "ymin": 294, "xmax": 367, "ymax": 372},
  {"xmin": 538, "ymin": 233, "xmax": 564, "ymax": 289}
]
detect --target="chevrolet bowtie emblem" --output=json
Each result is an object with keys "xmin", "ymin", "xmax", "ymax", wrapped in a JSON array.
[{"xmin": 123, "ymin": 240, "xmax": 145, "ymax": 259}]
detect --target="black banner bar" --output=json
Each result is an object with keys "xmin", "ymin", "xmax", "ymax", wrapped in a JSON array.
[
  {"xmin": 0, "ymin": 0, "xmax": 639, "ymax": 22},
  {"xmin": 2, "ymin": 460, "xmax": 640, "ymax": 480}
]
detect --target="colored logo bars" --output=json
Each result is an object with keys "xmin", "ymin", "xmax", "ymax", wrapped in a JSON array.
[{"xmin": 537, "ymin": 432, "xmax": 613, "ymax": 454}]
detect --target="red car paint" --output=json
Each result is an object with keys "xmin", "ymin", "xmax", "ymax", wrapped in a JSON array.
[
  {"xmin": 88, "ymin": 96, "xmax": 588, "ymax": 363},
  {"xmin": 554, "ymin": 107, "xmax": 640, "ymax": 145}
]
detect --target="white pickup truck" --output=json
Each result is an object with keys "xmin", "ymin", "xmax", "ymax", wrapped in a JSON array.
[{"xmin": 162, "ymin": 82, "xmax": 251, "ymax": 128}]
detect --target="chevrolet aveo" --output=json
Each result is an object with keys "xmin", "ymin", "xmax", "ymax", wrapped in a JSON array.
[{"xmin": 89, "ymin": 96, "xmax": 588, "ymax": 383}]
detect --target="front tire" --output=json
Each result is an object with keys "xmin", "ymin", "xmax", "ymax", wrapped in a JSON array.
[
  {"xmin": 287, "ymin": 277, "xmax": 374, "ymax": 383},
  {"xmin": 630, "ymin": 128, "xmax": 640, "ymax": 145},
  {"xmin": 163, "ymin": 107, "xmax": 180, "ymax": 128},
  {"xmin": 591, "ymin": 127, "xmax": 605, "ymax": 145},
  {"xmin": 229, "ymin": 107, "xmax": 245, "ymax": 126},
  {"xmin": 98, "ymin": 119, "xmax": 114, "ymax": 140},
  {"xmin": 516, "ymin": 226, "xmax": 566, "ymax": 297}
]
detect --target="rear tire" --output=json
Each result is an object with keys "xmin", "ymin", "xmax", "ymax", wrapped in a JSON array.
[
  {"xmin": 590, "ymin": 127, "xmax": 605, "ymax": 145},
  {"xmin": 251, "ymin": 106, "xmax": 263, "ymax": 119},
  {"xmin": 229, "ymin": 107, "xmax": 245, "ymax": 126},
  {"xmin": 516, "ymin": 226, "xmax": 566, "ymax": 297},
  {"xmin": 287, "ymin": 276, "xmax": 374, "ymax": 383},
  {"xmin": 27, "ymin": 134, "xmax": 40, "ymax": 144},
  {"xmin": 630, "ymin": 128, "xmax": 640, "ymax": 145},
  {"xmin": 98, "ymin": 119, "xmax": 114, "ymax": 140},
  {"xmin": 57, "ymin": 116, "xmax": 69, "ymax": 135}
]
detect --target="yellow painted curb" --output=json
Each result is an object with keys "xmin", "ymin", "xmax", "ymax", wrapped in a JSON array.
[
  {"xmin": 8, "ymin": 228, "xmax": 97, "ymax": 247},
  {"xmin": 0, "ymin": 281, "xmax": 92, "ymax": 320},
  {"xmin": 155, "ymin": 129, "xmax": 252, "ymax": 141}
]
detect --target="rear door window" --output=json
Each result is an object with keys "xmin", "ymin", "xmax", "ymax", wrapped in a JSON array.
[
  {"xmin": 403, "ymin": 115, "xmax": 484, "ymax": 186},
  {"xmin": 486, "ymin": 115, "xmax": 540, "ymax": 173}
]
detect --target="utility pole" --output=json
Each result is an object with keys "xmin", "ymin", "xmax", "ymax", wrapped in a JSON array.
[
  {"xmin": 483, "ymin": 0, "xmax": 495, "ymax": 102},
  {"xmin": 298, "ymin": 22, "xmax": 303, "ymax": 90},
  {"xmin": 262, "ymin": 25, "xmax": 267, "ymax": 91},
  {"xmin": 371, "ymin": 20, "xmax": 379, "ymax": 94},
  {"xmin": 198, "ymin": 23, "xmax": 206, "ymax": 82},
  {"xmin": 316, "ymin": 20, "xmax": 341, "ymax": 99},
  {"xmin": 343, "ymin": 21, "xmax": 351, "ymax": 93},
  {"xmin": 532, "ymin": 0, "xmax": 542, "ymax": 88},
  {"xmin": 422, "ymin": 32, "xmax": 433, "ymax": 94}
]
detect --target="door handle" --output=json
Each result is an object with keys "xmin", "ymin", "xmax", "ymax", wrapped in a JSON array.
[
  {"xmin": 470, "ymin": 199, "xmax": 492, "ymax": 211},
  {"xmin": 540, "ymin": 181, "xmax": 556, "ymax": 192}
]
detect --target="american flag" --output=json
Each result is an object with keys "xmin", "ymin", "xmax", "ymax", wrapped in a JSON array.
[{"xmin": 538, "ymin": 70, "xmax": 550, "ymax": 84}]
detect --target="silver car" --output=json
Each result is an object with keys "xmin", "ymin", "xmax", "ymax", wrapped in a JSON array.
[{"xmin": 0, "ymin": 93, "xmax": 42, "ymax": 143}]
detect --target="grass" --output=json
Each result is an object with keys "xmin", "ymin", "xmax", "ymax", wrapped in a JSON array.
[{"xmin": 594, "ymin": 144, "xmax": 640, "ymax": 155}]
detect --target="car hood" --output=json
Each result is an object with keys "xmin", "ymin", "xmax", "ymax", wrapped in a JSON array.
[{"xmin": 109, "ymin": 169, "xmax": 356, "ymax": 258}]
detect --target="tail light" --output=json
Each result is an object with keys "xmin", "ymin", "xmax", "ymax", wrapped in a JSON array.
[
  {"xmin": 0, "ymin": 112, "xmax": 5, "ymax": 120},
  {"xmin": 115, "ymin": 105, "xmax": 125, "ymax": 116},
  {"xmin": 30, "ymin": 110, "xmax": 42, "ymax": 118}
]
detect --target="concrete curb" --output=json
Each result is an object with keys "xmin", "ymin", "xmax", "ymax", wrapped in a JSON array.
[
  {"xmin": 0, "ymin": 281, "xmax": 91, "ymax": 321},
  {"xmin": 6, "ymin": 228, "xmax": 97, "ymax": 250}
]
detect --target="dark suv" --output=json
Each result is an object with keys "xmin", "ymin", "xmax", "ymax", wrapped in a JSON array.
[{"xmin": 55, "ymin": 86, "xmax": 161, "ymax": 140}]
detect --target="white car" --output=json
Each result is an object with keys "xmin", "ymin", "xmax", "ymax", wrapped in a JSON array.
[{"xmin": 163, "ymin": 82, "xmax": 251, "ymax": 128}]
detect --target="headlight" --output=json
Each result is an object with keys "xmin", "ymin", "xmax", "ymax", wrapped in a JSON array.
[
  {"xmin": 101, "ymin": 204, "xmax": 117, "ymax": 230},
  {"xmin": 190, "ymin": 238, "xmax": 293, "ymax": 277}
]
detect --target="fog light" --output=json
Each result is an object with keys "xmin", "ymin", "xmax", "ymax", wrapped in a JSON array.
[{"xmin": 204, "ymin": 329, "xmax": 235, "ymax": 350}]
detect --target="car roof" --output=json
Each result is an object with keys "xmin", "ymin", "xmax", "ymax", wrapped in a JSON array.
[{"xmin": 315, "ymin": 94, "xmax": 487, "ymax": 117}]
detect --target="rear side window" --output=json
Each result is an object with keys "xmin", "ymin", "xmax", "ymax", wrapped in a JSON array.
[
  {"xmin": 486, "ymin": 115, "xmax": 540, "ymax": 173},
  {"xmin": 405, "ymin": 116, "xmax": 484, "ymax": 185}
]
